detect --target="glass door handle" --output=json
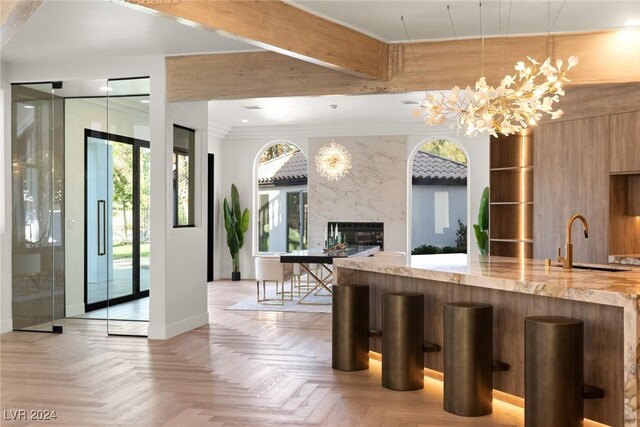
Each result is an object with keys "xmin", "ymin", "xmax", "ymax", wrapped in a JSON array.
[{"xmin": 98, "ymin": 200, "xmax": 106, "ymax": 256}]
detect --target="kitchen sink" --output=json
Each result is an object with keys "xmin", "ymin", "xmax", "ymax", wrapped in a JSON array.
[{"xmin": 552, "ymin": 262, "xmax": 631, "ymax": 272}]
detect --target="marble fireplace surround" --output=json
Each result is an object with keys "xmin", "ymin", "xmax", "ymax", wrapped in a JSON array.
[{"xmin": 334, "ymin": 255, "xmax": 640, "ymax": 427}]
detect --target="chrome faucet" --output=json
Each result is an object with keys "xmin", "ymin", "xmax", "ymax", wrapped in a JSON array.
[{"xmin": 557, "ymin": 214, "xmax": 589, "ymax": 269}]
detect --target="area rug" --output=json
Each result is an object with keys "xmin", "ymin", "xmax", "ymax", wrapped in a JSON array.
[{"xmin": 225, "ymin": 286, "xmax": 332, "ymax": 314}]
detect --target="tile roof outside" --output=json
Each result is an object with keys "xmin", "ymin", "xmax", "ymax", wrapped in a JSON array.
[
  {"xmin": 258, "ymin": 149, "xmax": 467, "ymax": 184},
  {"xmin": 412, "ymin": 151, "xmax": 467, "ymax": 182},
  {"xmin": 258, "ymin": 149, "xmax": 308, "ymax": 184}
]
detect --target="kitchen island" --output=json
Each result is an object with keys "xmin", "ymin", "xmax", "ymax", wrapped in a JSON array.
[{"xmin": 333, "ymin": 254, "xmax": 640, "ymax": 427}]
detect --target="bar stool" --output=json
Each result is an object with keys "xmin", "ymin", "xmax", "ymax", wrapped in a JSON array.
[
  {"xmin": 525, "ymin": 316, "xmax": 584, "ymax": 427},
  {"xmin": 382, "ymin": 292, "xmax": 424, "ymax": 391},
  {"xmin": 443, "ymin": 302, "xmax": 494, "ymax": 416},
  {"xmin": 332, "ymin": 283, "xmax": 369, "ymax": 371}
]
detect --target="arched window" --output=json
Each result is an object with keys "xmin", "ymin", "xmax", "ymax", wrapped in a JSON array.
[
  {"xmin": 256, "ymin": 142, "xmax": 308, "ymax": 253},
  {"xmin": 410, "ymin": 139, "xmax": 468, "ymax": 255}
]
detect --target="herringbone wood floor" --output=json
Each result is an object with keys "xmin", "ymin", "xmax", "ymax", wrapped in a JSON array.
[{"xmin": 0, "ymin": 280, "xmax": 595, "ymax": 426}]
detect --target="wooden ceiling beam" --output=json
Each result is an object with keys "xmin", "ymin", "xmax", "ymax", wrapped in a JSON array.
[
  {"xmin": 166, "ymin": 30, "xmax": 640, "ymax": 101},
  {"xmin": 1, "ymin": 0, "xmax": 42, "ymax": 47},
  {"xmin": 126, "ymin": 0, "xmax": 389, "ymax": 81}
]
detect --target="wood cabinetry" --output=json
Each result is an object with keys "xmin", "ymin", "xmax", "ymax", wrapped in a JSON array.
[
  {"xmin": 489, "ymin": 132, "xmax": 534, "ymax": 257},
  {"xmin": 609, "ymin": 175, "xmax": 640, "ymax": 256},
  {"xmin": 610, "ymin": 111, "xmax": 640, "ymax": 173},
  {"xmin": 533, "ymin": 116, "xmax": 610, "ymax": 264}
]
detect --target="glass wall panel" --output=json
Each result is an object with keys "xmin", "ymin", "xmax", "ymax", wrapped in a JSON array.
[
  {"xmin": 11, "ymin": 82, "xmax": 65, "ymax": 332},
  {"xmin": 140, "ymin": 147, "xmax": 150, "ymax": 292},
  {"xmin": 105, "ymin": 77, "xmax": 150, "ymax": 337}
]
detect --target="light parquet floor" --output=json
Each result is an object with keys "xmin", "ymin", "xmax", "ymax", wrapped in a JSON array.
[{"xmin": 0, "ymin": 280, "xmax": 578, "ymax": 426}]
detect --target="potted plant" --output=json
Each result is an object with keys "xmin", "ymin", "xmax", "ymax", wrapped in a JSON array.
[
  {"xmin": 473, "ymin": 186, "xmax": 489, "ymax": 256},
  {"xmin": 223, "ymin": 184, "xmax": 249, "ymax": 281}
]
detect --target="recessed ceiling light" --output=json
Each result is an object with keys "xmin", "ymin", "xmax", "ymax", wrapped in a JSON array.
[
  {"xmin": 22, "ymin": 105, "xmax": 34, "ymax": 109},
  {"xmin": 624, "ymin": 18, "xmax": 640, "ymax": 27},
  {"xmin": 243, "ymin": 106, "xmax": 262, "ymax": 110},
  {"xmin": 401, "ymin": 100, "xmax": 420, "ymax": 105},
  {"xmin": 99, "ymin": 86, "xmax": 113, "ymax": 92},
  {"xmin": 241, "ymin": 119, "xmax": 249, "ymax": 123},
  {"xmin": 140, "ymin": 99, "xmax": 150, "ymax": 104}
]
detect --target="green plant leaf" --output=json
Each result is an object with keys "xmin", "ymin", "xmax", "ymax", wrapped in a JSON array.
[
  {"xmin": 240, "ymin": 208, "xmax": 250, "ymax": 233},
  {"xmin": 473, "ymin": 224, "xmax": 488, "ymax": 255},
  {"xmin": 224, "ymin": 184, "xmax": 250, "ymax": 273},
  {"xmin": 478, "ymin": 186, "xmax": 489, "ymax": 230},
  {"xmin": 231, "ymin": 184, "xmax": 241, "ymax": 220}
]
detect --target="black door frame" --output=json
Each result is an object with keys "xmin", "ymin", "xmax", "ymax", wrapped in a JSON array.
[
  {"xmin": 207, "ymin": 154, "xmax": 214, "ymax": 282},
  {"xmin": 84, "ymin": 129, "xmax": 150, "ymax": 312}
]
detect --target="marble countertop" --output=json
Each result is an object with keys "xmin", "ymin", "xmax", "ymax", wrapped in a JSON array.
[
  {"xmin": 610, "ymin": 254, "xmax": 640, "ymax": 266},
  {"xmin": 334, "ymin": 254, "xmax": 640, "ymax": 302}
]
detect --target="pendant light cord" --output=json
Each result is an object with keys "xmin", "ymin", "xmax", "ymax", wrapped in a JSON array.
[
  {"xmin": 479, "ymin": 0, "xmax": 484, "ymax": 77},
  {"xmin": 330, "ymin": 105, "xmax": 337, "ymax": 142},
  {"xmin": 400, "ymin": 16, "xmax": 428, "ymax": 88}
]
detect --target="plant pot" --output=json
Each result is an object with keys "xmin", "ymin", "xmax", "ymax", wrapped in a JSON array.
[{"xmin": 231, "ymin": 271, "xmax": 241, "ymax": 281}]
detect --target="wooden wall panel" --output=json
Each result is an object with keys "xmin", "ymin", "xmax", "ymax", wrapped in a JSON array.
[
  {"xmin": 609, "ymin": 175, "xmax": 640, "ymax": 255},
  {"xmin": 540, "ymin": 83, "xmax": 640, "ymax": 124},
  {"xmin": 610, "ymin": 111, "xmax": 640, "ymax": 173},
  {"xmin": 533, "ymin": 116, "xmax": 610, "ymax": 263},
  {"xmin": 630, "ymin": 176, "xmax": 640, "ymax": 217},
  {"xmin": 339, "ymin": 269, "xmax": 624, "ymax": 426}
]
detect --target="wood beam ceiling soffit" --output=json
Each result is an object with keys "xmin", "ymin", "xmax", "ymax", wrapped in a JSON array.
[
  {"xmin": 166, "ymin": 30, "xmax": 640, "ymax": 101},
  {"xmin": 126, "ymin": 0, "xmax": 389, "ymax": 81}
]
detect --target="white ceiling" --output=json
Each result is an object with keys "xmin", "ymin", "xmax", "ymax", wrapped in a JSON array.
[
  {"xmin": 208, "ymin": 92, "xmax": 428, "ymax": 129},
  {"xmin": 0, "ymin": 0, "xmax": 259, "ymax": 64},
  {"xmin": 289, "ymin": 1, "xmax": 640, "ymax": 42}
]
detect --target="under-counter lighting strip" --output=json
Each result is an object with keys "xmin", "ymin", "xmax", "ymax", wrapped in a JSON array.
[{"xmin": 367, "ymin": 351, "xmax": 608, "ymax": 426}]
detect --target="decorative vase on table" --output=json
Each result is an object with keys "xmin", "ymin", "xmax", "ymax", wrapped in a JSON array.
[{"xmin": 223, "ymin": 184, "xmax": 249, "ymax": 282}]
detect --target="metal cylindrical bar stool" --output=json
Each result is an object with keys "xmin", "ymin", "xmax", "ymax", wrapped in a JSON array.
[
  {"xmin": 525, "ymin": 316, "xmax": 584, "ymax": 427},
  {"xmin": 443, "ymin": 302, "xmax": 493, "ymax": 417},
  {"xmin": 382, "ymin": 292, "xmax": 424, "ymax": 391},
  {"xmin": 332, "ymin": 283, "xmax": 370, "ymax": 371}
]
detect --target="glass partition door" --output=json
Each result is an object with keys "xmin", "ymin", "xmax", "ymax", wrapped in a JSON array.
[
  {"xmin": 105, "ymin": 77, "xmax": 150, "ymax": 337},
  {"xmin": 11, "ymin": 82, "xmax": 65, "ymax": 332}
]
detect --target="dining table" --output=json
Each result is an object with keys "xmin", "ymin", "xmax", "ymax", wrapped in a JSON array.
[{"xmin": 280, "ymin": 245, "xmax": 380, "ymax": 305}]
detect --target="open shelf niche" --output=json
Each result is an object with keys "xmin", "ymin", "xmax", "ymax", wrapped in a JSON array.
[{"xmin": 489, "ymin": 130, "xmax": 534, "ymax": 258}]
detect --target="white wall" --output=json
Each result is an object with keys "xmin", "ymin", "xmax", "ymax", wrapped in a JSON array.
[
  {"xmin": 308, "ymin": 135, "xmax": 408, "ymax": 251},
  {"xmin": 154, "ymin": 101, "xmax": 209, "ymax": 339},
  {"xmin": 0, "ymin": 65, "xmax": 10, "ymax": 333},
  {"xmin": 207, "ymin": 124, "xmax": 227, "ymax": 281}
]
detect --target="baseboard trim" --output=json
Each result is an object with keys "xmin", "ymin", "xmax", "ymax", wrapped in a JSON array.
[
  {"xmin": 66, "ymin": 303, "xmax": 85, "ymax": 317},
  {"xmin": 1, "ymin": 318, "xmax": 13, "ymax": 334},
  {"xmin": 148, "ymin": 311, "xmax": 209, "ymax": 340}
]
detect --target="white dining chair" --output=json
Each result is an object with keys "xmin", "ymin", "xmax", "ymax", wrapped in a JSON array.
[{"xmin": 255, "ymin": 257, "xmax": 293, "ymax": 304}]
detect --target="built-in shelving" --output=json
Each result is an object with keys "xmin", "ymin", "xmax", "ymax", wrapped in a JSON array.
[{"xmin": 489, "ymin": 131, "xmax": 534, "ymax": 258}]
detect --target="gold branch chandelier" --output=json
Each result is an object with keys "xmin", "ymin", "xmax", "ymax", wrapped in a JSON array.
[
  {"xmin": 418, "ymin": 1, "xmax": 578, "ymax": 137},
  {"xmin": 315, "ymin": 105, "xmax": 352, "ymax": 181},
  {"xmin": 421, "ymin": 55, "xmax": 578, "ymax": 137}
]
